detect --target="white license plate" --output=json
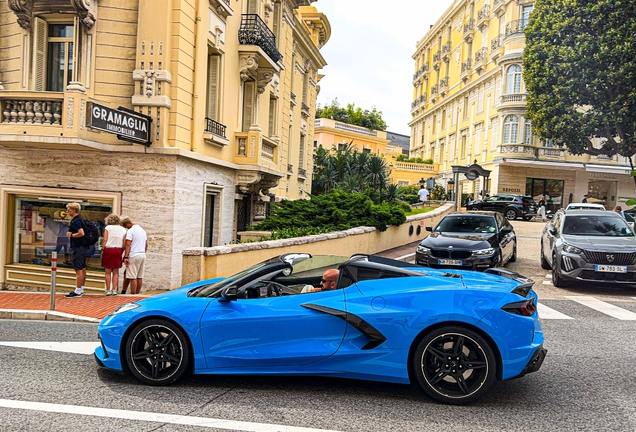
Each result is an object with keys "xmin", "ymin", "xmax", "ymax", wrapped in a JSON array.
[
  {"xmin": 439, "ymin": 259, "xmax": 462, "ymax": 265},
  {"xmin": 595, "ymin": 265, "xmax": 627, "ymax": 273}
]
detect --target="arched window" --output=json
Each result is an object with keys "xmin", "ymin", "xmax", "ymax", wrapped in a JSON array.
[
  {"xmin": 506, "ymin": 65, "xmax": 522, "ymax": 93},
  {"xmin": 503, "ymin": 115, "xmax": 519, "ymax": 143},
  {"xmin": 524, "ymin": 118, "xmax": 533, "ymax": 144}
]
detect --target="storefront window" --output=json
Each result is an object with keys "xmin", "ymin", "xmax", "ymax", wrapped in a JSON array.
[
  {"xmin": 526, "ymin": 178, "xmax": 565, "ymax": 212},
  {"xmin": 12, "ymin": 197, "xmax": 112, "ymax": 269}
]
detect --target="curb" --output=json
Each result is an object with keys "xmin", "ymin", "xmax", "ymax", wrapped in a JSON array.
[{"xmin": 0, "ymin": 309, "xmax": 101, "ymax": 323}]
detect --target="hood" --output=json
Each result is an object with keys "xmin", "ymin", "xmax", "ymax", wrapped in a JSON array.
[
  {"xmin": 562, "ymin": 234, "xmax": 636, "ymax": 251},
  {"xmin": 421, "ymin": 232, "xmax": 497, "ymax": 249}
]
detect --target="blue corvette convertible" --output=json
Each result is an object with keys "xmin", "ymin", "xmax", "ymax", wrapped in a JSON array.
[{"xmin": 95, "ymin": 254, "xmax": 546, "ymax": 405}]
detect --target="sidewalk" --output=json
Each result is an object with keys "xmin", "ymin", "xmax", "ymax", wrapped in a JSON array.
[{"xmin": 0, "ymin": 242, "xmax": 421, "ymax": 323}]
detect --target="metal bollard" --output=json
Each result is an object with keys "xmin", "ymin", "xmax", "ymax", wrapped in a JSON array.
[{"xmin": 50, "ymin": 252, "xmax": 57, "ymax": 310}]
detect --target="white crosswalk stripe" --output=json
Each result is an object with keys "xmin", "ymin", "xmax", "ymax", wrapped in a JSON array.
[
  {"xmin": 537, "ymin": 303, "xmax": 573, "ymax": 320},
  {"xmin": 565, "ymin": 296, "xmax": 636, "ymax": 320}
]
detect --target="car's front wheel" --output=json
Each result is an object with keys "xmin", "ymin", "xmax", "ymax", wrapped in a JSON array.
[
  {"xmin": 509, "ymin": 242, "xmax": 517, "ymax": 263},
  {"xmin": 412, "ymin": 326, "xmax": 497, "ymax": 405},
  {"xmin": 125, "ymin": 319, "xmax": 191, "ymax": 385},
  {"xmin": 504, "ymin": 209, "xmax": 518, "ymax": 220},
  {"xmin": 540, "ymin": 242, "xmax": 551, "ymax": 270},
  {"xmin": 551, "ymin": 253, "xmax": 568, "ymax": 287}
]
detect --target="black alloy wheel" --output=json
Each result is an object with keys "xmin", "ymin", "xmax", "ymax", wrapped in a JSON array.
[
  {"xmin": 413, "ymin": 326, "xmax": 496, "ymax": 405},
  {"xmin": 540, "ymin": 242, "xmax": 551, "ymax": 270},
  {"xmin": 504, "ymin": 209, "xmax": 518, "ymax": 220},
  {"xmin": 125, "ymin": 319, "xmax": 191, "ymax": 385},
  {"xmin": 551, "ymin": 253, "xmax": 568, "ymax": 287}
]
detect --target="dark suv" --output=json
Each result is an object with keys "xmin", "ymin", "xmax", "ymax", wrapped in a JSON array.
[{"xmin": 467, "ymin": 194, "xmax": 537, "ymax": 220}]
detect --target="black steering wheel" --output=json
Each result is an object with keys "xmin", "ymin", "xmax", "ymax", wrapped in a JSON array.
[{"xmin": 266, "ymin": 281, "xmax": 286, "ymax": 297}]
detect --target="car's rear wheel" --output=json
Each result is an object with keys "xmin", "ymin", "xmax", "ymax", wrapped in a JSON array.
[
  {"xmin": 413, "ymin": 326, "xmax": 496, "ymax": 405},
  {"xmin": 125, "ymin": 319, "xmax": 191, "ymax": 385},
  {"xmin": 540, "ymin": 242, "xmax": 551, "ymax": 270},
  {"xmin": 551, "ymin": 253, "xmax": 568, "ymax": 287},
  {"xmin": 504, "ymin": 209, "xmax": 518, "ymax": 220}
]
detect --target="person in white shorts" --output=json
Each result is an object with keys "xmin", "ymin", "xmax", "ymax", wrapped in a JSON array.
[{"xmin": 120, "ymin": 216, "xmax": 148, "ymax": 294}]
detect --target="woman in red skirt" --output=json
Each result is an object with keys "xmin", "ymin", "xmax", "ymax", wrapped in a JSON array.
[{"xmin": 101, "ymin": 214, "xmax": 127, "ymax": 295}]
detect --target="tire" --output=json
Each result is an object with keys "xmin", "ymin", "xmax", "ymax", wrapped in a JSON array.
[
  {"xmin": 504, "ymin": 209, "xmax": 518, "ymax": 220},
  {"xmin": 413, "ymin": 326, "xmax": 497, "ymax": 405},
  {"xmin": 540, "ymin": 242, "xmax": 551, "ymax": 270},
  {"xmin": 509, "ymin": 242, "xmax": 517, "ymax": 263},
  {"xmin": 551, "ymin": 253, "xmax": 568, "ymax": 287},
  {"xmin": 125, "ymin": 319, "xmax": 191, "ymax": 386}
]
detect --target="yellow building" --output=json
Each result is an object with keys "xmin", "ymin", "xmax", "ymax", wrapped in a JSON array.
[
  {"xmin": 409, "ymin": 0, "xmax": 634, "ymax": 209},
  {"xmin": 0, "ymin": 0, "xmax": 330, "ymax": 291},
  {"xmin": 314, "ymin": 117, "xmax": 438, "ymax": 187}
]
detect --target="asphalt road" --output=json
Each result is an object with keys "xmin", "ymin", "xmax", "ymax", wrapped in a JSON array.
[{"xmin": 1, "ymin": 219, "xmax": 635, "ymax": 431}]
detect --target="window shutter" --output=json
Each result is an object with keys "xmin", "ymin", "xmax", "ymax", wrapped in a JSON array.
[
  {"xmin": 242, "ymin": 81, "xmax": 255, "ymax": 132},
  {"xmin": 32, "ymin": 17, "xmax": 48, "ymax": 91},
  {"xmin": 247, "ymin": 0, "xmax": 258, "ymax": 14},
  {"xmin": 207, "ymin": 55, "xmax": 219, "ymax": 121},
  {"xmin": 268, "ymin": 97, "xmax": 276, "ymax": 137}
]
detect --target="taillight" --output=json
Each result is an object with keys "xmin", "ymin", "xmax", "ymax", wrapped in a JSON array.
[{"xmin": 502, "ymin": 299, "xmax": 537, "ymax": 316}]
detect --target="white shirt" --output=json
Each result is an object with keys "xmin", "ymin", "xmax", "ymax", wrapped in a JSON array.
[
  {"xmin": 104, "ymin": 225, "xmax": 127, "ymax": 248},
  {"xmin": 418, "ymin": 188, "xmax": 429, "ymax": 201},
  {"xmin": 126, "ymin": 224, "xmax": 147, "ymax": 258}
]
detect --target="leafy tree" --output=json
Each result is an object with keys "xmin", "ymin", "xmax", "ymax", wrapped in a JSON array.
[
  {"xmin": 523, "ymin": 0, "xmax": 636, "ymax": 162},
  {"xmin": 316, "ymin": 98, "xmax": 388, "ymax": 131}
]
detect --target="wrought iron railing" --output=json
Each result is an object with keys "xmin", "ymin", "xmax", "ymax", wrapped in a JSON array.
[
  {"xmin": 238, "ymin": 14, "xmax": 282, "ymax": 63},
  {"xmin": 505, "ymin": 19, "xmax": 527, "ymax": 37},
  {"xmin": 478, "ymin": 5, "xmax": 490, "ymax": 21},
  {"xmin": 464, "ymin": 19, "xmax": 475, "ymax": 35},
  {"xmin": 204, "ymin": 117, "xmax": 227, "ymax": 138}
]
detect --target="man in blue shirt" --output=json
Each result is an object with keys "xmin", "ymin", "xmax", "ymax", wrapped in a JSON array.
[{"xmin": 65, "ymin": 202, "xmax": 87, "ymax": 298}]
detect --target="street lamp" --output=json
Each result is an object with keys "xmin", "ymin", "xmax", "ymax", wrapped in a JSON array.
[{"xmin": 419, "ymin": 177, "xmax": 425, "ymax": 186}]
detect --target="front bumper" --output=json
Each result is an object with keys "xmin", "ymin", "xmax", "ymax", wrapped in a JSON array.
[
  {"xmin": 415, "ymin": 251, "xmax": 498, "ymax": 270},
  {"xmin": 558, "ymin": 252, "xmax": 636, "ymax": 284}
]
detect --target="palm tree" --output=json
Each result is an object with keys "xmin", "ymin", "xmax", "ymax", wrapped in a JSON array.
[{"xmin": 365, "ymin": 155, "xmax": 389, "ymax": 198}]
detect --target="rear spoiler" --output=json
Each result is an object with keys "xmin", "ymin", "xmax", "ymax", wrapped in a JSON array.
[{"xmin": 484, "ymin": 267, "xmax": 535, "ymax": 297}]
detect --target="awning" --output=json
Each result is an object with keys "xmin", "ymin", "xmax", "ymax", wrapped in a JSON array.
[
  {"xmin": 498, "ymin": 159, "xmax": 585, "ymax": 170},
  {"xmin": 585, "ymin": 164, "xmax": 632, "ymax": 175}
]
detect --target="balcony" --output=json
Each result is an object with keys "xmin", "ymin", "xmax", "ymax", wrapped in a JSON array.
[
  {"xmin": 492, "ymin": 0, "xmax": 507, "ymax": 17},
  {"xmin": 430, "ymin": 85, "xmax": 439, "ymax": 103},
  {"xmin": 298, "ymin": 167, "xmax": 307, "ymax": 179},
  {"xmin": 301, "ymin": 102, "xmax": 310, "ymax": 118},
  {"xmin": 499, "ymin": 143, "xmax": 536, "ymax": 159},
  {"xmin": 1, "ymin": 97, "xmax": 62, "ymax": 125},
  {"xmin": 537, "ymin": 147, "xmax": 565, "ymax": 159},
  {"xmin": 203, "ymin": 117, "xmax": 229, "ymax": 146},
  {"xmin": 505, "ymin": 19, "xmax": 527, "ymax": 39},
  {"xmin": 439, "ymin": 77, "xmax": 449, "ymax": 96},
  {"xmin": 432, "ymin": 51, "xmax": 441, "ymax": 70},
  {"xmin": 209, "ymin": 0, "xmax": 233, "ymax": 18},
  {"xmin": 477, "ymin": 5, "xmax": 490, "ymax": 31},
  {"xmin": 393, "ymin": 162, "xmax": 439, "ymax": 176},
  {"xmin": 463, "ymin": 19, "xmax": 475, "ymax": 42},
  {"xmin": 441, "ymin": 41, "xmax": 452, "ymax": 62},
  {"xmin": 287, "ymin": 164, "xmax": 293, "ymax": 175},
  {"xmin": 238, "ymin": 14, "xmax": 282, "ymax": 64},
  {"xmin": 290, "ymin": 92, "xmax": 297, "ymax": 106},
  {"xmin": 490, "ymin": 35, "xmax": 504, "ymax": 60},
  {"xmin": 497, "ymin": 93, "xmax": 528, "ymax": 111},
  {"xmin": 474, "ymin": 47, "xmax": 488, "ymax": 71},
  {"xmin": 460, "ymin": 58, "xmax": 472, "ymax": 81}
]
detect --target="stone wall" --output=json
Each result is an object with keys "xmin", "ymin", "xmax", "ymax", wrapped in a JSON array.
[{"xmin": 181, "ymin": 202, "xmax": 455, "ymax": 284}]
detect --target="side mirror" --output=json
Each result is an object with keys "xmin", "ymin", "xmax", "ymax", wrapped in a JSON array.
[
  {"xmin": 218, "ymin": 286, "xmax": 238, "ymax": 302},
  {"xmin": 500, "ymin": 226, "xmax": 513, "ymax": 234},
  {"xmin": 425, "ymin": 226, "xmax": 433, "ymax": 232},
  {"xmin": 548, "ymin": 226, "xmax": 557, "ymax": 236}
]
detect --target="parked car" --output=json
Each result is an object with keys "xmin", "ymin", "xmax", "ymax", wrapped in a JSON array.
[
  {"xmin": 415, "ymin": 211, "xmax": 516, "ymax": 270},
  {"xmin": 566, "ymin": 203, "xmax": 606, "ymax": 211},
  {"xmin": 467, "ymin": 194, "xmax": 537, "ymax": 220},
  {"xmin": 95, "ymin": 253, "xmax": 546, "ymax": 405},
  {"xmin": 541, "ymin": 209, "xmax": 636, "ymax": 287}
]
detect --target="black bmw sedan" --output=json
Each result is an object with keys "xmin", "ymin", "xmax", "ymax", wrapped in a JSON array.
[{"xmin": 415, "ymin": 211, "xmax": 517, "ymax": 270}]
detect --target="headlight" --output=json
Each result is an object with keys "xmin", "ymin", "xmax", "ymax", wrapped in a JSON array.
[
  {"xmin": 472, "ymin": 247, "xmax": 496, "ymax": 256},
  {"xmin": 417, "ymin": 245, "xmax": 431, "ymax": 255},
  {"xmin": 562, "ymin": 243, "xmax": 583, "ymax": 254},
  {"xmin": 110, "ymin": 302, "xmax": 141, "ymax": 315}
]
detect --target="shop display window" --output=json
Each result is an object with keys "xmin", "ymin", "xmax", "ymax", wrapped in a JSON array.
[
  {"xmin": 526, "ymin": 178, "xmax": 565, "ymax": 212},
  {"xmin": 12, "ymin": 197, "xmax": 112, "ymax": 270}
]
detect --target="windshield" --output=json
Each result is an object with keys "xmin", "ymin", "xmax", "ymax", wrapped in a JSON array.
[
  {"xmin": 190, "ymin": 257, "xmax": 282, "ymax": 297},
  {"xmin": 435, "ymin": 215, "xmax": 496, "ymax": 233},
  {"xmin": 562, "ymin": 215, "xmax": 633, "ymax": 236}
]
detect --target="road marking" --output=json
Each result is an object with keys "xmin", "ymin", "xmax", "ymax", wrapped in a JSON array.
[
  {"xmin": 0, "ymin": 399, "xmax": 343, "ymax": 432},
  {"xmin": 537, "ymin": 303, "xmax": 573, "ymax": 320},
  {"xmin": 545, "ymin": 273, "xmax": 551, "ymax": 278},
  {"xmin": 566, "ymin": 296, "xmax": 636, "ymax": 320},
  {"xmin": 0, "ymin": 341, "xmax": 99, "ymax": 355},
  {"xmin": 542, "ymin": 280, "xmax": 553, "ymax": 285}
]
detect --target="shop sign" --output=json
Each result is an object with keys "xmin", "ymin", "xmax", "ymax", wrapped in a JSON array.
[
  {"xmin": 501, "ymin": 187, "xmax": 522, "ymax": 193},
  {"xmin": 589, "ymin": 172, "xmax": 618, "ymax": 180},
  {"xmin": 87, "ymin": 102, "xmax": 151, "ymax": 145}
]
